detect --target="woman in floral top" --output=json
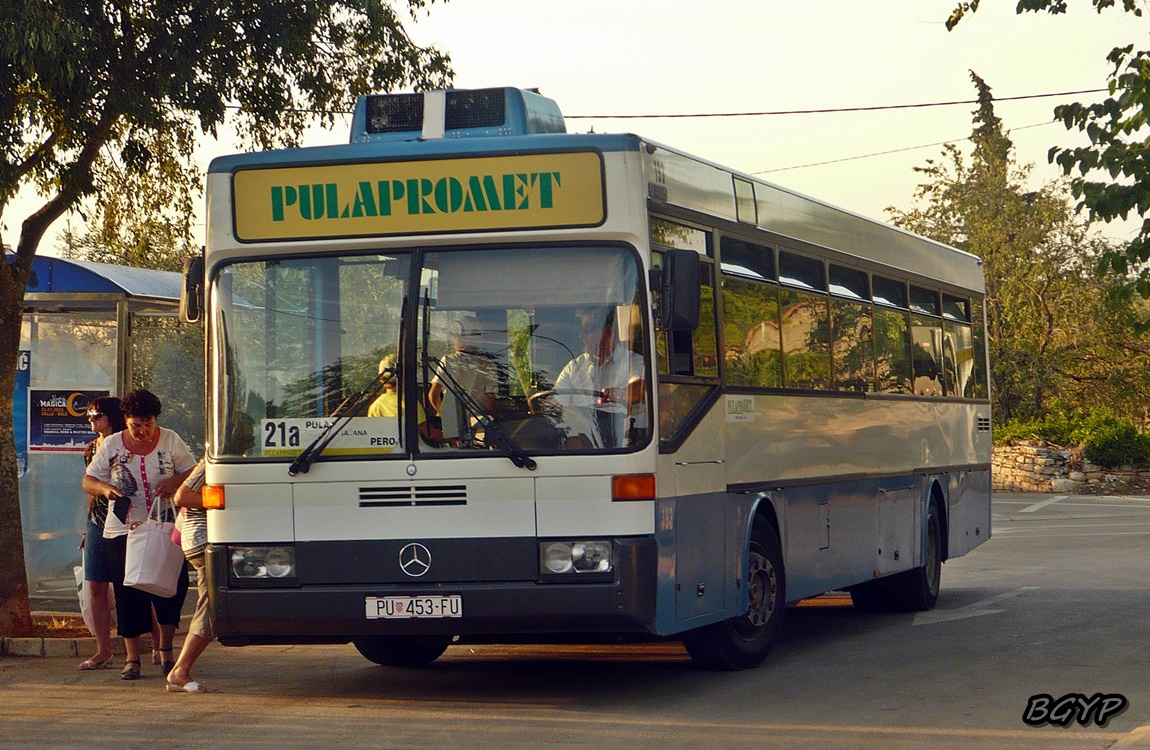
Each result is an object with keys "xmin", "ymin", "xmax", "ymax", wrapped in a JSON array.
[{"xmin": 82, "ymin": 389, "xmax": 196, "ymax": 680}]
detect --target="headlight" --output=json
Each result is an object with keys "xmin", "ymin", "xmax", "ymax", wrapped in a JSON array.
[
  {"xmin": 540, "ymin": 540, "xmax": 613, "ymax": 576},
  {"xmin": 229, "ymin": 546, "xmax": 296, "ymax": 580}
]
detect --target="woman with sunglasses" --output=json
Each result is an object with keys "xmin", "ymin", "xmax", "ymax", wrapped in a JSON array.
[
  {"xmin": 82, "ymin": 389, "xmax": 197, "ymax": 680},
  {"xmin": 77, "ymin": 396, "xmax": 127, "ymax": 671}
]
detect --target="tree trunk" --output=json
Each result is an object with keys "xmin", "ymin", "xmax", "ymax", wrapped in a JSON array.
[
  {"xmin": 0, "ymin": 259, "xmax": 32, "ymax": 637},
  {"xmin": 0, "ymin": 118, "xmax": 114, "ymax": 636}
]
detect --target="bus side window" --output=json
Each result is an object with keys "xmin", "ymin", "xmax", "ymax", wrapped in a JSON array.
[
  {"xmin": 910, "ymin": 285, "xmax": 943, "ymax": 396},
  {"xmin": 873, "ymin": 275, "xmax": 912, "ymax": 394},
  {"xmin": 651, "ymin": 220, "xmax": 717, "ymax": 379},
  {"xmin": 658, "ymin": 259, "xmax": 716, "ymax": 378},
  {"xmin": 652, "ymin": 219, "xmax": 719, "ymax": 447},
  {"xmin": 721, "ymin": 274, "xmax": 782, "ymax": 388},
  {"xmin": 778, "ymin": 251, "xmax": 830, "ymax": 390}
]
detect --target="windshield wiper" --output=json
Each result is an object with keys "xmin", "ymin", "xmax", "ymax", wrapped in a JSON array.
[
  {"xmin": 288, "ymin": 367, "xmax": 394, "ymax": 476},
  {"xmin": 426, "ymin": 355, "xmax": 537, "ymax": 471}
]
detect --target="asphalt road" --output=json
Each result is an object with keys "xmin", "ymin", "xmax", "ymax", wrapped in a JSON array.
[{"xmin": 3, "ymin": 491, "xmax": 1150, "ymax": 750}]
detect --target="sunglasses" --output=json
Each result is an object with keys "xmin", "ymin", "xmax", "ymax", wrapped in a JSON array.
[{"xmin": 86, "ymin": 412, "xmax": 105, "ymax": 419}]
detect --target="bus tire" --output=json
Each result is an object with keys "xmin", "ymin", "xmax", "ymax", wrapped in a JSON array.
[
  {"xmin": 887, "ymin": 502, "xmax": 942, "ymax": 611},
  {"xmin": 352, "ymin": 635, "xmax": 453, "ymax": 668},
  {"xmin": 681, "ymin": 517, "xmax": 785, "ymax": 671}
]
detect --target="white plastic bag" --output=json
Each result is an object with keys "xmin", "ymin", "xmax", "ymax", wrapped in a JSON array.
[
  {"xmin": 123, "ymin": 499, "xmax": 185, "ymax": 598},
  {"xmin": 74, "ymin": 563, "xmax": 98, "ymax": 636}
]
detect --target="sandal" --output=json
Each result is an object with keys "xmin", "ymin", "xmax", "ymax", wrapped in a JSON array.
[
  {"xmin": 166, "ymin": 680, "xmax": 207, "ymax": 693},
  {"xmin": 159, "ymin": 647, "xmax": 174, "ymax": 676},
  {"xmin": 151, "ymin": 649, "xmax": 162, "ymax": 665},
  {"xmin": 78, "ymin": 656, "xmax": 113, "ymax": 671},
  {"xmin": 120, "ymin": 660, "xmax": 142, "ymax": 681}
]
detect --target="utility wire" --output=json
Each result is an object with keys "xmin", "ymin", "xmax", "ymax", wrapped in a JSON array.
[
  {"xmin": 238, "ymin": 86, "xmax": 1108, "ymax": 120},
  {"xmin": 565, "ymin": 88, "xmax": 1107, "ymax": 119},
  {"xmin": 232, "ymin": 87, "xmax": 1109, "ymax": 122},
  {"xmin": 755, "ymin": 121, "xmax": 1057, "ymax": 174},
  {"xmin": 217, "ymin": 88, "xmax": 1100, "ymax": 176}
]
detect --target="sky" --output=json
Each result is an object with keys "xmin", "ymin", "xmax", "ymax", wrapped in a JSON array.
[{"xmin": 6, "ymin": 0, "xmax": 1149, "ymax": 255}]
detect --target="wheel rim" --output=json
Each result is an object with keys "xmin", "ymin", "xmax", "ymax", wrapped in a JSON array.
[{"xmin": 734, "ymin": 544, "xmax": 777, "ymax": 637}]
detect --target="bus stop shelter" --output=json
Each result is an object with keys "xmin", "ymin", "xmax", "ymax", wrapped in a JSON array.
[{"xmin": 11, "ymin": 255, "xmax": 204, "ymax": 599}]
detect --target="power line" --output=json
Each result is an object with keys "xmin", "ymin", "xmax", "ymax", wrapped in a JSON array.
[
  {"xmin": 565, "ymin": 88, "xmax": 1107, "ymax": 120},
  {"xmin": 755, "ymin": 121, "xmax": 1057, "ymax": 174},
  {"xmin": 228, "ymin": 87, "xmax": 1109, "ymax": 122}
]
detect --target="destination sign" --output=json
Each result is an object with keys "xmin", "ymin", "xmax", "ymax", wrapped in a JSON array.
[{"xmin": 233, "ymin": 151, "xmax": 606, "ymax": 241}]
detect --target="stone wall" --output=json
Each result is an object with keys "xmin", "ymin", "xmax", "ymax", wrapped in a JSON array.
[{"xmin": 992, "ymin": 441, "xmax": 1150, "ymax": 494}]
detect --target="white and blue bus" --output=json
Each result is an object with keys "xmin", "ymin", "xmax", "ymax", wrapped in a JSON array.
[{"xmin": 184, "ymin": 87, "xmax": 991, "ymax": 670}]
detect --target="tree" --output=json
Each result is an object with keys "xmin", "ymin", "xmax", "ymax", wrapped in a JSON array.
[
  {"xmin": 947, "ymin": 1, "xmax": 1150, "ymax": 299},
  {"xmin": 888, "ymin": 72, "xmax": 1150, "ymax": 423},
  {"xmin": 58, "ymin": 122, "xmax": 202, "ymax": 272},
  {"xmin": 58, "ymin": 122, "xmax": 214, "ymax": 460},
  {"xmin": 0, "ymin": 0, "xmax": 452, "ymax": 636}
]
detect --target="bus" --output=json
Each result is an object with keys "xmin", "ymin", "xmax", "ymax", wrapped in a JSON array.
[{"xmin": 183, "ymin": 86, "xmax": 992, "ymax": 670}]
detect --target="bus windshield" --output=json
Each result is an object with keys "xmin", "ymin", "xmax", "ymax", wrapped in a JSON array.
[{"xmin": 212, "ymin": 245, "xmax": 650, "ymax": 461}]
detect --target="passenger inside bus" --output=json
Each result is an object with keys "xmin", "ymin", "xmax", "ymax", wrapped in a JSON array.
[
  {"xmin": 368, "ymin": 354, "xmax": 441, "ymax": 444},
  {"xmin": 531, "ymin": 307, "xmax": 647, "ymax": 448}
]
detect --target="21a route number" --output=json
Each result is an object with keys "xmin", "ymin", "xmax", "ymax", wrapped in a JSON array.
[{"xmin": 265, "ymin": 421, "xmax": 301, "ymax": 449}]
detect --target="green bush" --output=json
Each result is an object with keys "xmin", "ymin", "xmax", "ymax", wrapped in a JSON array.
[
  {"xmin": 993, "ymin": 411, "xmax": 1080, "ymax": 446},
  {"xmin": 1083, "ymin": 422, "xmax": 1150, "ymax": 468},
  {"xmin": 994, "ymin": 408, "xmax": 1150, "ymax": 468}
]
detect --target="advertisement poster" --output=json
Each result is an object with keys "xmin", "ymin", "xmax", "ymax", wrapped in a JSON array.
[
  {"xmin": 13, "ymin": 350, "xmax": 29, "ymax": 475},
  {"xmin": 29, "ymin": 389, "xmax": 108, "ymax": 451}
]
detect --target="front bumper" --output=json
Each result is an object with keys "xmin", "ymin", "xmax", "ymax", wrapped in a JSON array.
[{"xmin": 207, "ymin": 536, "xmax": 657, "ymax": 645}]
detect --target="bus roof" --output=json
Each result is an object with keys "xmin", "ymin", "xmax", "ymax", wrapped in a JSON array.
[
  {"xmin": 638, "ymin": 138, "xmax": 984, "ymax": 293},
  {"xmin": 209, "ymin": 86, "xmax": 981, "ymax": 293}
]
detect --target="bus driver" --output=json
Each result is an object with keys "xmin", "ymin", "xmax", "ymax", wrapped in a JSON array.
[{"xmin": 541, "ymin": 307, "xmax": 646, "ymax": 448}]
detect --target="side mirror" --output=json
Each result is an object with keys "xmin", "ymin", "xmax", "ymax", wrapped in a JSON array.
[
  {"xmin": 179, "ymin": 254, "xmax": 204, "ymax": 324},
  {"xmin": 659, "ymin": 249, "xmax": 701, "ymax": 332}
]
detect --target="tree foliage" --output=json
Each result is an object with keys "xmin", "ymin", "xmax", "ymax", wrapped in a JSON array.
[
  {"xmin": 948, "ymin": 0, "xmax": 1150, "ymax": 299},
  {"xmin": 0, "ymin": 0, "xmax": 452, "ymax": 636},
  {"xmin": 58, "ymin": 119, "xmax": 202, "ymax": 271},
  {"xmin": 946, "ymin": 0, "xmax": 1142, "ymax": 31},
  {"xmin": 888, "ymin": 72, "xmax": 1150, "ymax": 424}
]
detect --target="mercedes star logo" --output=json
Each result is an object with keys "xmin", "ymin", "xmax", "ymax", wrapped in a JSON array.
[{"xmin": 398, "ymin": 543, "xmax": 432, "ymax": 577}]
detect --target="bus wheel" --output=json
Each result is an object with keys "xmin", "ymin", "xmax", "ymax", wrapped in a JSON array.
[
  {"xmin": 888, "ymin": 502, "xmax": 942, "ymax": 611},
  {"xmin": 352, "ymin": 635, "xmax": 453, "ymax": 668},
  {"xmin": 681, "ymin": 518, "xmax": 785, "ymax": 671}
]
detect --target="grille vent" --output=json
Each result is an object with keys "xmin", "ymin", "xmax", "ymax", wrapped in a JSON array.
[
  {"xmin": 359, "ymin": 484, "xmax": 468, "ymax": 508},
  {"xmin": 365, "ymin": 93, "xmax": 424, "ymax": 134},
  {"xmin": 976, "ymin": 416, "xmax": 991, "ymax": 432},
  {"xmin": 445, "ymin": 88, "xmax": 506, "ymax": 130},
  {"xmin": 352, "ymin": 87, "xmax": 565, "ymax": 144}
]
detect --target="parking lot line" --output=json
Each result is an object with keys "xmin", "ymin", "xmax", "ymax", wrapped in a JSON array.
[{"xmin": 1019, "ymin": 495, "xmax": 1067, "ymax": 513}]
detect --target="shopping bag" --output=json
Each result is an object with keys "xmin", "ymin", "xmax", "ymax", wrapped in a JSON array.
[
  {"xmin": 74, "ymin": 563, "xmax": 98, "ymax": 637},
  {"xmin": 123, "ymin": 498, "xmax": 185, "ymax": 598}
]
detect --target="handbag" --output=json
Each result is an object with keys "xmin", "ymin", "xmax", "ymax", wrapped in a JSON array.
[{"xmin": 123, "ymin": 495, "xmax": 185, "ymax": 598}]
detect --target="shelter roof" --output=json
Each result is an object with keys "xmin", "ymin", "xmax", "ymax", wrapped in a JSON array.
[
  {"xmin": 11, "ymin": 255, "xmax": 182, "ymax": 299},
  {"xmin": 7, "ymin": 254, "xmax": 184, "ymax": 315}
]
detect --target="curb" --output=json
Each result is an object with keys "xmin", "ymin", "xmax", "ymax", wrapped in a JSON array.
[{"xmin": 1, "ymin": 635, "xmax": 127, "ymax": 658}]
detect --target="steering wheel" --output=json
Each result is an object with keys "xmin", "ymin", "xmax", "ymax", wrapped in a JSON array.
[{"xmin": 527, "ymin": 388, "xmax": 604, "ymax": 413}]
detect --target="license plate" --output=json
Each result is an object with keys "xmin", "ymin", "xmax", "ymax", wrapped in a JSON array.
[{"xmin": 365, "ymin": 595, "xmax": 463, "ymax": 620}]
